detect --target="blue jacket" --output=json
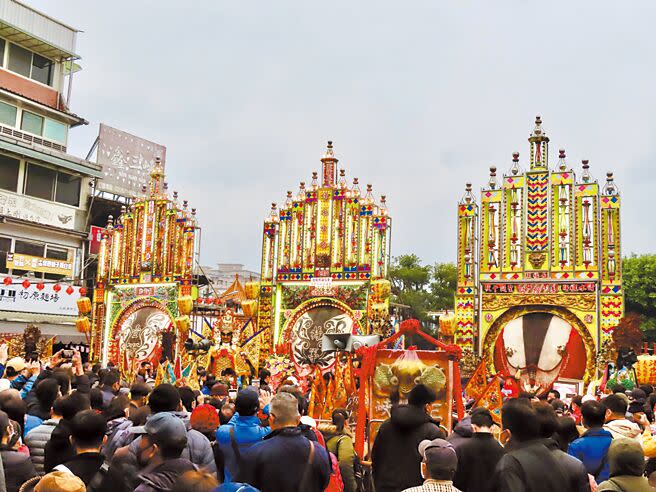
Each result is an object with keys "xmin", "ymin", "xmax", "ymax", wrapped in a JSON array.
[
  {"xmin": 216, "ymin": 414, "xmax": 270, "ymax": 483},
  {"xmin": 11, "ymin": 374, "xmax": 37, "ymax": 399},
  {"xmin": 568, "ymin": 427, "xmax": 613, "ymax": 483}
]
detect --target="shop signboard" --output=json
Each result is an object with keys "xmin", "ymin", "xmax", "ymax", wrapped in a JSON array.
[
  {"xmin": 0, "ymin": 283, "xmax": 81, "ymax": 316},
  {"xmin": 96, "ymin": 124, "xmax": 166, "ymax": 198},
  {"xmin": 5, "ymin": 253, "xmax": 73, "ymax": 276},
  {"xmin": 0, "ymin": 190, "xmax": 76, "ymax": 230},
  {"xmin": 89, "ymin": 226, "xmax": 106, "ymax": 255}
]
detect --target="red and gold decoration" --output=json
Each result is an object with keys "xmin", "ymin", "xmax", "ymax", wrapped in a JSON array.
[
  {"xmin": 256, "ymin": 141, "xmax": 392, "ymax": 369},
  {"xmin": 92, "ymin": 159, "xmax": 198, "ymax": 366},
  {"xmin": 453, "ymin": 117, "xmax": 623, "ymax": 395}
]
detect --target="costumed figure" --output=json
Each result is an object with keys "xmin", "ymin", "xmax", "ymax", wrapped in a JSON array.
[{"xmin": 207, "ymin": 309, "xmax": 249, "ymax": 379}]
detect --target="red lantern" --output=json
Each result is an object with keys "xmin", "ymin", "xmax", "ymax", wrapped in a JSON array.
[
  {"xmin": 79, "ymin": 287, "xmax": 87, "ymax": 296},
  {"xmin": 53, "ymin": 283, "xmax": 61, "ymax": 292},
  {"xmin": 36, "ymin": 282, "xmax": 45, "ymax": 291},
  {"xmin": 2, "ymin": 277, "xmax": 11, "ymax": 286},
  {"xmin": 66, "ymin": 285, "xmax": 74, "ymax": 295},
  {"xmin": 22, "ymin": 279, "xmax": 30, "ymax": 289}
]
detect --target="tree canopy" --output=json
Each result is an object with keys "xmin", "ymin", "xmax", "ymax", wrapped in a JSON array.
[
  {"xmin": 388, "ymin": 254, "xmax": 456, "ymax": 321},
  {"xmin": 623, "ymin": 254, "xmax": 656, "ymax": 341}
]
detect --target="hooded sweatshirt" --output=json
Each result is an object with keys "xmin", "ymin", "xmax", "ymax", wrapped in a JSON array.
[
  {"xmin": 604, "ymin": 418, "xmax": 642, "ymax": 443},
  {"xmin": 371, "ymin": 405, "xmax": 446, "ymax": 492},
  {"xmin": 447, "ymin": 416, "xmax": 472, "ymax": 448}
]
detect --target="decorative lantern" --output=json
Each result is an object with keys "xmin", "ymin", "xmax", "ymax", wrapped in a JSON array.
[
  {"xmin": 244, "ymin": 282, "xmax": 260, "ymax": 300},
  {"xmin": 2, "ymin": 277, "xmax": 11, "ymax": 286},
  {"xmin": 75, "ymin": 317, "xmax": 91, "ymax": 333},
  {"xmin": 175, "ymin": 315, "xmax": 190, "ymax": 337},
  {"xmin": 242, "ymin": 299, "xmax": 258, "ymax": 318},
  {"xmin": 22, "ymin": 279, "xmax": 31, "ymax": 289},
  {"xmin": 66, "ymin": 286, "xmax": 74, "ymax": 295},
  {"xmin": 77, "ymin": 297, "xmax": 92, "ymax": 314},
  {"xmin": 439, "ymin": 313, "xmax": 456, "ymax": 337},
  {"xmin": 177, "ymin": 295, "xmax": 193, "ymax": 315}
]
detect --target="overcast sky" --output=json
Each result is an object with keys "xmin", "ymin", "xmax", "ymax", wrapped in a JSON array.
[{"xmin": 29, "ymin": 1, "xmax": 656, "ymax": 271}]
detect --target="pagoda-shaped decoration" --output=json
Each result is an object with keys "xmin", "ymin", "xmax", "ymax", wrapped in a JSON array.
[
  {"xmin": 254, "ymin": 141, "xmax": 392, "ymax": 369},
  {"xmin": 92, "ymin": 158, "xmax": 199, "ymax": 366},
  {"xmin": 453, "ymin": 117, "xmax": 623, "ymax": 395}
]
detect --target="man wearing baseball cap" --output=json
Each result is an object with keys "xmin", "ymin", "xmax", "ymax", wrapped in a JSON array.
[
  {"xmin": 130, "ymin": 412, "xmax": 196, "ymax": 492},
  {"xmin": 402, "ymin": 438, "xmax": 461, "ymax": 492}
]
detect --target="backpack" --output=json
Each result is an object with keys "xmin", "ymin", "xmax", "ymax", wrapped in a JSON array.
[
  {"xmin": 335, "ymin": 436, "xmax": 364, "ymax": 492},
  {"xmin": 325, "ymin": 452, "xmax": 344, "ymax": 492}
]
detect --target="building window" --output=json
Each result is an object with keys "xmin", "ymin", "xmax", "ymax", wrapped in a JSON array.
[
  {"xmin": 24, "ymin": 163, "xmax": 56, "ymax": 200},
  {"xmin": 31, "ymin": 54, "xmax": 53, "ymax": 86},
  {"xmin": 14, "ymin": 240, "xmax": 45, "ymax": 257},
  {"xmin": 44, "ymin": 246, "xmax": 70, "ymax": 280},
  {"xmin": 0, "ymin": 154, "xmax": 19, "ymax": 192},
  {"xmin": 11, "ymin": 240, "xmax": 45, "ymax": 278},
  {"xmin": 21, "ymin": 111, "xmax": 44, "ymax": 135},
  {"xmin": 8, "ymin": 44, "xmax": 31, "ymax": 78},
  {"xmin": 43, "ymin": 119, "xmax": 66, "ymax": 143},
  {"xmin": 55, "ymin": 172, "xmax": 81, "ymax": 206},
  {"xmin": 0, "ymin": 39, "xmax": 5, "ymax": 68},
  {"xmin": 0, "ymin": 101, "xmax": 17, "ymax": 126},
  {"xmin": 24, "ymin": 163, "xmax": 81, "ymax": 207},
  {"xmin": 0, "ymin": 237, "xmax": 10, "ymax": 274},
  {"xmin": 6, "ymin": 43, "xmax": 54, "ymax": 86}
]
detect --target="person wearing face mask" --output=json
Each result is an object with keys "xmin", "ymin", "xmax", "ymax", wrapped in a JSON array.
[
  {"xmin": 402, "ymin": 438, "xmax": 460, "ymax": 492},
  {"xmin": 131, "ymin": 412, "xmax": 196, "ymax": 492},
  {"xmin": 0, "ymin": 409, "xmax": 37, "ymax": 492}
]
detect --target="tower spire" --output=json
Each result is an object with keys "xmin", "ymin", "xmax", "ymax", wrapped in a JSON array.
[
  {"xmin": 321, "ymin": 140, "xmax": 338, "ymax": 187},
  {"xmin": 528, "ymin": 116, "xmax": 549, "ymax": 169}
]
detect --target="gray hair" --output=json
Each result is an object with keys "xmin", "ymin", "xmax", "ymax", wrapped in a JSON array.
[{"xmin": 270, "ymin": 392, "xmax": 300, "ymax": 425}]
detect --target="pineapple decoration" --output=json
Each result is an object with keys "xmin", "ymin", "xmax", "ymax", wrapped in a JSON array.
[{"xmin": 76, "ymin": 290, "xmax": 92, "ymax": 338}]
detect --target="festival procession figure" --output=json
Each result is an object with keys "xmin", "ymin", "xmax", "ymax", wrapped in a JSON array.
[{"xmin": 207, "ymin": 310, "xmax": 251, "ymax": 387}]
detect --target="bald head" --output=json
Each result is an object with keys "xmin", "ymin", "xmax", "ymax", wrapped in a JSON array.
[{"xmin": 270, "ymin": 392, "xmax": 300, "ymax": 429}]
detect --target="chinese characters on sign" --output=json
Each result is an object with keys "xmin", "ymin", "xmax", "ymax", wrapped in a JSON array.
[
  {"xmin": 481, "ymin": 282, "xmax": 597, "ymax": 294},
  {"xmin": 96, "ymin": 124, "xmax": 166, "ymax": 198},
  {"xmin": 0, "ymin": 190, "xmax": 75, "ymax": 230},
  {"xmin": 0, "ymin": 283, "xmax": 80, "ymax": 316},
  {"xmin": 6, "ymin": 253, "xmax": 73, "ymax": 276}
]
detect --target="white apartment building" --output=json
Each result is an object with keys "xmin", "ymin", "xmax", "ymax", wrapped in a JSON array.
[{"xmin": 0, "ymin": 0, "xmax": 99, "ymax": 342}]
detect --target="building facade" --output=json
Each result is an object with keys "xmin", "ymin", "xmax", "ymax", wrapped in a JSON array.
[{"xmin": 0, "ymin": 0, "xmax": 96, "ymax": 342}]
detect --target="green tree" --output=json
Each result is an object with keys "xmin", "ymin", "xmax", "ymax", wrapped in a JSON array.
[
  {"xmin": 388, "ymin": 254, "xmax": 457, "ymax": 321},
  {"xmin": 623, "ymin": 254, "xmax": 656, "ymax": 340},
  {"xmin": 430, "ymin": 262, "xmax": 458, "ymax": 310}
]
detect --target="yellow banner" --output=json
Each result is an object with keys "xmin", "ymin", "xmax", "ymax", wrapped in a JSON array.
[{"xmin": 6, "ymin": 252, "xmax": 73, "ymax": 275}]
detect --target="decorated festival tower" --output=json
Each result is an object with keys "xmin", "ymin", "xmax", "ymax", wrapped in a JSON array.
[
  {"xmin": 454, "ymin": 117, "xmax": 623, "ymax": 393},
  {"xmin": 253, "ymin": 142, "xmax": 392, "ymax": 370},
  {"xmin": 91, "ymin": 159, "xmax": 198, "ymax": 366}
]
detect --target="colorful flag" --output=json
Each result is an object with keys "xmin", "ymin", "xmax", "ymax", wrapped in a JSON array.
[
  {"xmin": 308, "ymin": 366, "xmax": 325, "ymax": 419},
  {"xmin": 333, "ymin": 359, "xmax": 348, "ymax": 409},
  {"xmin": 474, "ymin": 378, "xmax": 503, "ymax": 425},
  {"xmin": 464, "ymin": 358, "xmax": 488, "ymax": 401}
]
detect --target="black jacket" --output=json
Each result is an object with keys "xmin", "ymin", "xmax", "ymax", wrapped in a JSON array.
[
  {"xmin": 44, "ymin": 419, "xmax": 75, "ymax": 472},
  {"xmin": 448, "ymin": 416, "xmax": 473, "ymax": 448},
  {"xmin": 1, "ymin": 448, "xmax": 38, "ymax": 492},
  {"xmin": 452, "ymin": 432, "xmax": 505, "ymax": 492},
  {"xmin": 490, "ymin": 439, "xmax": 568, "ymax": 492},
  {"xmin": 371, "ymin": 405, "xmax": 446, "ymax": 492},
  {"xmin": 134, "ymin": 458, "xmax": 196, "ymax": 492},
  {"xmin": 541, "ymin": 438, "xmax": 591, "ymax": 492},
  {"xmin": 237, "ymin": 426, "xmax": 332, "ymax": 492},
  {"xmin": 62, "ymin": 452, "xmax": 105, "ymax": 485}
]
